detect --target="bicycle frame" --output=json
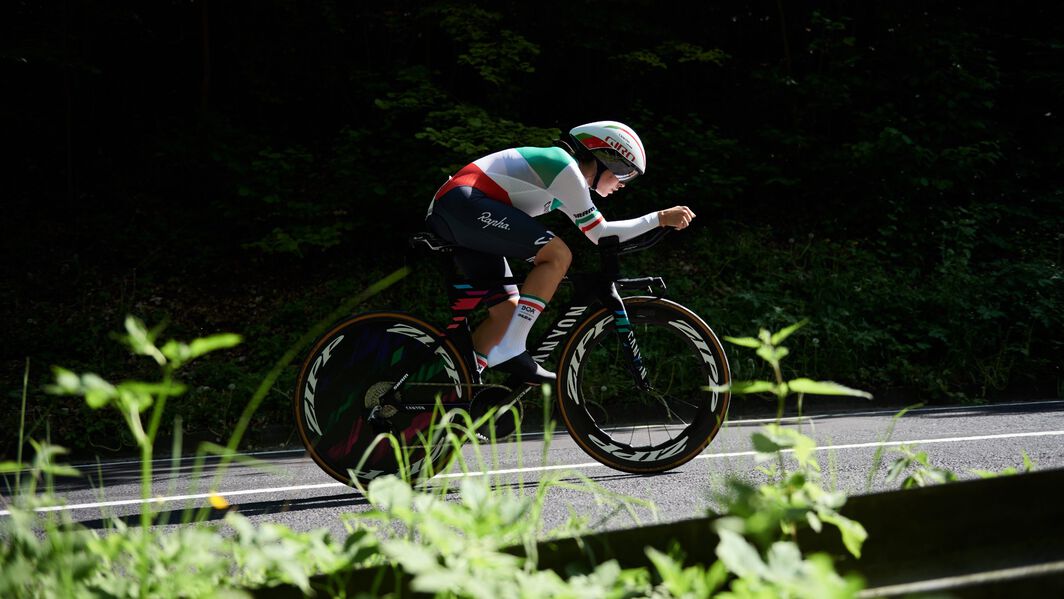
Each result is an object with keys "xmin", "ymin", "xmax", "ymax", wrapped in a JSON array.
[{"xmin": 372, "ymin": 232, "xmax": 672, "ymax": 420}]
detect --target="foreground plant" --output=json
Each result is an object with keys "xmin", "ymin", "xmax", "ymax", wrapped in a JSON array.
[
  {"xmin": 2, "ymin": 312, "xmax": 656, "ymax": 598},
  {"xmin": 703, "ymin": 321, "xmax": 872, "ymax": 597},
  {"xmin": 47, "ymin": 316, "xmax": 241, "ymax": 527},
  {"xmin": 1, "ymin": 315, "xmax": 882, "ymax": 597}
]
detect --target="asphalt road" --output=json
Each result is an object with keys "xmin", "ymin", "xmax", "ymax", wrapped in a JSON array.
[{"xmin": 4, "ymin": 400, "xmax": 1064, "ymax": 542}]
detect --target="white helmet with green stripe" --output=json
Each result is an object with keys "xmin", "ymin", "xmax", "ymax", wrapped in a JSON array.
[{"xmin": 569, "ymin": 121, "xmax": 646, "ymax": 182}]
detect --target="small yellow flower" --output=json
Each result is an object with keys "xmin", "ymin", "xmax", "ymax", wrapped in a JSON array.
[{"xmin": 208, "ymin": 493, "xmax": 230, "ymax": 510}]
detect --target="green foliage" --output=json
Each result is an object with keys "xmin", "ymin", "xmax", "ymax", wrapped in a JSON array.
[
  {"xmin": 712, "ymin": 530, "xmax": 863, "ymax": 599},
  {"xmin": 885, "ymin": 445, "xmax": 959, "ymax": 489},
  {"xmin": 717, "ymin": 422, "xmax": 868, "ymax": 561},
  {"xmin": 431, "ymin": 3, "xmax": 540, "ymax": 86},
  {"xmin": 353, "ymin": 475, "xmax": 649, "ymax": 598},
  {"xmin": 231, "ymin": 145, "xmax": 354, "ymax": 256},
  {"xmin": 3, "ymin": 310, "xmax": 871, "ymax": 598},
  {"xmin": 416, "ymin": 104, "xmax": 561, "ymax": 167},
  {"xmin": 715, "ymin": 321, "xmax": 872, "ymax": 419},
  {"xmin": 0, "ymin": 485, "xmax": 375, "ymax": 598},
  {"xmin": 886, "ymin": 446, "xmax": 1036, "ymax": 488},
  {"xmin": 970, "ymin": 451, "xmax": 1036, "ymax": 479},
  {"xmin": 646, "ymin": 545, "xmax": 729, "ymax": 597},
  {"xmin": 699, "ymin": 323, "xmax": 869, "ymax": 597}
]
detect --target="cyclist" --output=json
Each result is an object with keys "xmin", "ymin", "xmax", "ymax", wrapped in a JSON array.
[{"xmin": 425, "ymin": 120, "xmax": 695, "ymax": 384}]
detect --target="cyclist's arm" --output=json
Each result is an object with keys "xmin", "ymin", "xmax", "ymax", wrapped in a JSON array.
[
  {"xmin": 569, "ymin": 206, "xmax": 661, "ymax": 244},
  {"xmin": 551, "ymin": 165, "xmax": 661, "ymax": 244}
]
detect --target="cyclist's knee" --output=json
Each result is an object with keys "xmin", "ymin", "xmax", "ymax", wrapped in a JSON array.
[{"xmin": 535, "ymin": 237, "xmax": 572, "ymax": 270}]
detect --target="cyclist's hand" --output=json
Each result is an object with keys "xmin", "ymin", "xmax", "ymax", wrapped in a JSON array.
[{"xmin": 658, "ymin": 206, "xmax": 696, "ymax": 230}]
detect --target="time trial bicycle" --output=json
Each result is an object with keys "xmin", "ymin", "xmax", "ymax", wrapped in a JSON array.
[{"xmin": 293, "ymin": 227, "xmax": 731, "ymax": 488}]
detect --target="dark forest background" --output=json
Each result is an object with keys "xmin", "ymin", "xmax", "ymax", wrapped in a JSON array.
[{"xmin": 3, "ymin": 1, "xmax": 1062, "ymax": 456}]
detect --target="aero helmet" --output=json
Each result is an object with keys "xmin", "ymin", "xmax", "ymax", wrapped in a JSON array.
[{"xmin": 569, "ymin": 121, "xmax": 646, "ymax": 182}]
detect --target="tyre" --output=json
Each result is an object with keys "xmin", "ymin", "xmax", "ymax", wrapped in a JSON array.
[
  {"xmin": 293, "ymin": 312, "xmax": 474, "ymax": 487},
  {"xmin": 556, "ymin": 297, "xmax": 731, "ymax": 473}
]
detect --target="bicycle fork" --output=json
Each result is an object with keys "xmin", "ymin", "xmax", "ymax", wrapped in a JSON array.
[{"xmin": 603, "ymin": 282, "xmax": 653, "ymax": 392}]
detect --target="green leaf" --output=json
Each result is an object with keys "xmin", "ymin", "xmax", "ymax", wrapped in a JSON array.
[
  {"xmin": 368, "ymin": 476, "xmax": 414, "ymax": 514},
  {"xmin": 724, "ymin": 336, "xmax": 761, "ymax": 348},
  {"xmin": 819, "ymin": 511, "xmax": 868, "ymax": 558},
  {"xmin": 885, "ymin": 458, "xmax": 908, "ymax": 483},
  {"xmin": 189, "ymin": 334, "xmax": 243, "ymax": 358},
  {"xmin": 646, "ymin": 547, "xmax": 687, "ymax": 596},
  {"xmin": 756, "ymin": 345, "xmax": 778, "ymax": 365},
  {"xmin": 786, "ymin": 378, "xmax": 873, "ymax": 399},
  {"xmin": 806, "ymin": 511, "xmax": 823, "ymax": 533},
  {"xmin": 40, "ymin": 463, "xmax": 81, "ymax": 478},
  {"xmin": 85, "ymin": 390, "xmax": 112, "ymax": 409},
  {"xmin": 0, "ymin": 461, "xmax": 23, "ymax": 473},
  {"xmin": 51, "ymin": 367, "xmax": 81, "ymax": 394},
  {"xmin": 715, "ymin": 529, "xmax": 768, "ymax": 579},
  {"xmin": 706, "ymin": 560, "xmax": 729, "ymax": 594},
  {"xmin": 381, "ymin": 539, "xmax": 438, "ymax": 574},
  {"xmin": 752, "ymin": 432, "xmax": 785, "ymax": 454},
  {"xmin": 753, "ymin": 425, "xmax": 819, "ymax": 468},
  {"xmin": 162, "ymin": 334, "xmax": 243, "ymax": 367},
  {"xmin": 124, "ymin": 316, "xmax": 167, "ymax": 365},
  {"xmin": 119, "ymin": 381, "xmax": 188, "ymax": 399},
  {"xmin": 460, "ymin": 476, "xmax": 490, "ymax": 509},
  {"xmin": 410, "ymin": 570, "xmax": 464, "ymax": 594},
  {"xmin": 765, "ymin": 541, "xmax": 803, "ymax": 580},
  {"xmin": 225, "ymin": 511, "xmax": 255, "ymax": 540},
  {"xmin": 771, "ymin": 320, "xmax": 808, "ymax": 345},
  {"xmin": 82, "ymin": 373, "xmax": 116, "ymax": 394},
  {"xmin": 118, "ymin": 389, "xmax": 153, "ymax": 414},
  {"xmin": 1022, "ymin": 451, "xmax": 1036, "ymax": 472},
  {"xmin": 724, "ymin": 380, "xmax": 778, "ymax": 395},
  {"xmin": 753, "ymin": 345, "xmax": 791, "ymax": 368}
]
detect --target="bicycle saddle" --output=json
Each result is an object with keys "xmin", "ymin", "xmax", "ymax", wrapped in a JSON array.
[{"xmin": 409, "ymin": 232, "xmax": 459, "ymax": 253}]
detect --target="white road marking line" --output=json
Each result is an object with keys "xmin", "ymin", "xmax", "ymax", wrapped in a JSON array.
[
  {"xmin": 14, "ymin": 399, "xmax": 1061, "ymax": 474},
  {"xmin": 4, "ymin": 429, "xmax": 1062, "ymax": 516},
  {"xmin": 20, "ymin": 397, "xmax": 1059, "ymax": 474}
]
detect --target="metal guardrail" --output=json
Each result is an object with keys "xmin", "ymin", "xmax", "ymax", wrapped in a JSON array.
[{"xmin": 257, "ymin": 468, "xmax": 1064, "ymax": 598}]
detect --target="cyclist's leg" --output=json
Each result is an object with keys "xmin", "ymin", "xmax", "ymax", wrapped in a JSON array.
[
  {"xmin": 427, "ymin": 186, "xmax": 521, "ymax": 328},
  {"xmin": 463, "ymin": 238, "xmax": 572, "ymax": 370},
  {"xmin": 461, "ymin": 240, "xmax": 571, "ymax": 367},
  {"xmin": 484, "ymin": 237, "xmax": 570, "ymax": 367},
  {"xmin": 449, "ymin": 249, "xmax": 519, "ymax": 361},
  {"xmin": 426, "ymin": 186, "xmax": 564, "ymax": 381}
]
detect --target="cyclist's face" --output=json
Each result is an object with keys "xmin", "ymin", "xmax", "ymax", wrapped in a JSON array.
[{"xmin": 593, "ymin": 168, "xmax": 625, "ymax": 197}]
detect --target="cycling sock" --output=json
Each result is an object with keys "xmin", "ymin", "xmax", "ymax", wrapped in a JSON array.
[
  {"xmin": 474, "ymin": 351, "xmax": 489, "ymax": 374},
  {"xmin": 486, "ymin": 293, "xmax": 547, "ymax": 367}
]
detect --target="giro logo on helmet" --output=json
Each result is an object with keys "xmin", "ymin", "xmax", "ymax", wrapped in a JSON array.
[{"xmin": 605, "ymin": 136, "xmax": 636, "ymax": 163}]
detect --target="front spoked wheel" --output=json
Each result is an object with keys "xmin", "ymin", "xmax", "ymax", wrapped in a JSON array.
[
  {"xmin": 293, "ymin": 312, "xmax": 474, "ymax": 488},
  {"xmin": 557, "ymin": 297, "xmax": 731, "ymax": 473}
]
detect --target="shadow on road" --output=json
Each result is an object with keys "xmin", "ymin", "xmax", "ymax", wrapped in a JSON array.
[{"xmin": 74, "ymin": 490, "xmax": 371, "ymax": 530}]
